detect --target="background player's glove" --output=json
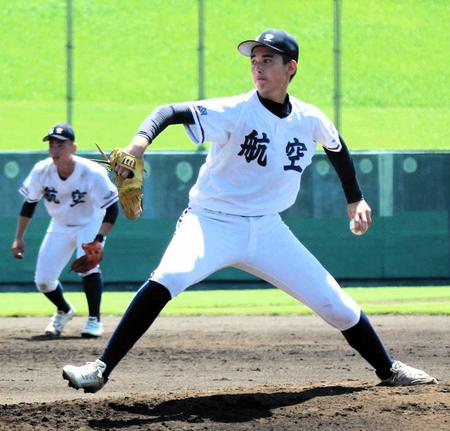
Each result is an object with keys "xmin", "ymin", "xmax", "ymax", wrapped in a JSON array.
[
  {"xmin": 70, "ymin": 240, "xmax": 103, "ymax": 273},
  {"xmin": 93, "ymin": 144, "xmax": 144, "ymax": 219}
]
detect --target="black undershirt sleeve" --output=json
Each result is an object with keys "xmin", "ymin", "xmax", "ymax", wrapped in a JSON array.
[
  {"xmin": 20, "ymin": 201, "xmax": 38, "ymax": 218},
  {"xmin": 136, "ymin": 103, "xmax": 194, "ymax": 144},
  {"xmin": 103, "ymin": 201, "xmax": 119, "ymax": 224},
  {"xmin": 21, "ymin": 200, "xmax": 119, "ymax": 223},
  {"xmin": 324, "ymin": 134, "xmax": 363, "ymax": 204}
]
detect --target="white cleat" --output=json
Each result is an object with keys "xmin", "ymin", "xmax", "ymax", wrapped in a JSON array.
[
  {"xmin": 380, "ymin": 360, "xmax": 438, "ymax": 386},
  {"xmin": 81, "ymin": 316, "xmax": 104, "ymax": 338},
  {"xmin": 45, "ymin": 306, "xmax": 75, "ymax": 336},
  {"xmin": 62, "ymin": 359, "xmax": 107, "ymax": 393}
]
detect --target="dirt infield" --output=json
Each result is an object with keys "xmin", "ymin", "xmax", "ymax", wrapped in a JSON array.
[{"xmin": 0, "ymin": 315, "xmax": 449, "ymax": 430}]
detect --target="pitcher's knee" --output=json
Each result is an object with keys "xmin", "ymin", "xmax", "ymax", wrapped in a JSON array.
[
  {"xmin": 34, "ymin": 278, "xmax": 58, "ymax": 293},
  {"xmin": 150, "ymin": 272, "xmax": 190, "ymax": 299},
  {"xmin": 315, "ymin": 285, "xmax": 361, "ymax": 330},
  {"xmin": 327, "ymin": 307, "xmax": 360, "ymax": 330},
  {"xmin": 320, "ymin": 303, "xmax": 361, "ymax": 331}
]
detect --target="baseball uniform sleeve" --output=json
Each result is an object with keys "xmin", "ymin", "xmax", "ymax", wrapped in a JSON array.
[
  {"xmin": 312, "ymin": 109, "xmax": 342, "ymax": 152},
  {"xmin": 90, "ymin": 168, "xmax": 119, "ymax": 209},
  {"xmin": 19, "ymin": 165, "xmax": 44, "ymax": 202},
  {"xmin": 136, "ymin": 104, "xmax": 194, "ymax": 144},
  {"xmin": 184, "ymin": 95, "xmax": 244, "ymax": 145}
]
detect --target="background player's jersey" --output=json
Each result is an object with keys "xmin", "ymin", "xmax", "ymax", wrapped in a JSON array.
[
  {"xmin": 185, "ymin": 90, "xmax": 341, "ymax": 216},
  {"xmin": 19, "ymin": 155, "xmax": 118, "ymax": 231}
]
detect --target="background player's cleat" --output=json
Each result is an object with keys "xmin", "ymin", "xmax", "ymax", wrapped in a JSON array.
[
  {"xmin": 45, "ymin": 306, "xmax": 75, "ymax": 336},
  {"xmin": 62, "ymin": 359, "xmax": 107, "ymax": 393},
  {"xmin": 380, "ymin": 360, "xmax": 438, "ymax": 386},
  {"xmin": 81, "ymin": 316, "xmax": 103, "ymax": 338}
]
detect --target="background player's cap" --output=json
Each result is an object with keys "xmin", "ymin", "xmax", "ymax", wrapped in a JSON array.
[
  {"xmin": 42, "ymin": 123, "xmax": 75, "ymax": 142},
  {"xmin": 238, "ymin": 29, "xmax": 299, "ymax": 62}
]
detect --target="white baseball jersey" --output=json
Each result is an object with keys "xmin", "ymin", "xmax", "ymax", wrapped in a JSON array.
[
  {"xmin": 185, "ymin": 89, "xmax": 341, "ymax": 216},
  {"xmin": 20, "ymin": 155, "xmax": 118, "ymax": 231},
  {"xmin": 152, "ymin": 90, "xmax": 360, "ymax": 329}
]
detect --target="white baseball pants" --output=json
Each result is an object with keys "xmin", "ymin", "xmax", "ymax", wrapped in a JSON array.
[
  {"xmin": 34, "ymin": 219, "xmax": 104, "ymax": 293},
  {"xmin": 151, "ymin": 206, "xmax": 360, "ymax": 330}
]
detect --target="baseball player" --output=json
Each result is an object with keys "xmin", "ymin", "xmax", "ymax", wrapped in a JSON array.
[
  {"xmin": 63, "ymin": 29, "xmax": 437, "ymax": 391},
  {"xmin": 12, "ymin": 123, "xmax": 119, "ymax": 338}
]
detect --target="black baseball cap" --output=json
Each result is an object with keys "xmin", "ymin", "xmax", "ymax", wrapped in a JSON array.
[
  {"xmin": 238, "ymin": 29, "xmax": 299, "ymax": 62},
  {"xmin": 42, "ymin": 123, "xmax": 75, "ymax": 142}
]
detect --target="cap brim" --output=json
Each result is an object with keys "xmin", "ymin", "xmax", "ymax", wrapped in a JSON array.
[
  {"xmin": 237, "ymin": 40, "xmax": 284, "ymax": 57},
  {"xmin": 42, "ymin": 134, "xmax": 70, "ymax": 142}
]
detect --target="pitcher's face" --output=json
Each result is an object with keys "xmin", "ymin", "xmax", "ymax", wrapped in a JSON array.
[{"xmin": 251, "ymin": 46, "xmax": 296, "ymax": 102}]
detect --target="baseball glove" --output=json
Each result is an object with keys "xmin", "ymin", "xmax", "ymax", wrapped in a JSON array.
[
  {"xmin": 71, "ymin": 240, "xmax": 103, "ymax": 273},
  {"xmin": 94, "ymin": 144, "xmax": 144, "ymax": 219}
]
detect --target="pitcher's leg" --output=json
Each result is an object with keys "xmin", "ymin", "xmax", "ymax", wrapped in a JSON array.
[
  {"xmin": 240, "ymin": 218, "xmax": 393, "ymax": 379},
  {"xmin": 62, "ymin": 280, "xmax": 171, "ymax": 393},
  {"xmin": 100, "ymin": 280, "xmax": 171, "ymax": 379},
  {"xmin": 102, "ymin": 209, "xmax": 242, "ymax": 376},
  {"xmin": 240, "ymin": 219, "xmax": 360, "ymax": 330},
  {"xmin": 63, "ymin": 208, "xmax": 249, "ymax": 392},
  {"xmin": 151, "ymin": 208, "xmax": 246, "ymax": 297},
  {"xmin": 341, "ymin": 311, "xmax": 393, "ymax": 379}
]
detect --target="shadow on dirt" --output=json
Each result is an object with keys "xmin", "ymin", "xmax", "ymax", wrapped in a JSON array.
[
  {"xmin": 89, "ymin": 385, "xmax": 367, "ymax": 428},
  {"xmin": 20, "ymin": 334, "xmax": 84, "ymax": 341}
]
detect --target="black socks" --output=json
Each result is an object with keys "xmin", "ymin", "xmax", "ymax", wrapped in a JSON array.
[
  {"xmin": 44, "ymin": 283, "xmax": 71, "ymax": 313},
  {"xmin": 342, "ymin": 311, "xmax": 394, "ymax": 380},
  {"xmin": 100, "ymin": 280, "xmax": 171, "ymax": 378},
  {"xmin": 97, "ymin": 288, "xmax": 394, "ymax": 381},
  {"xmin": 82, "ymin": 272, "xmax": 103, "ymax": 320}
]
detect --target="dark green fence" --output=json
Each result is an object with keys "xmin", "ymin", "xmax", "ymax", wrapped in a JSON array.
[{"xmin": 1, "ymin": 151, "xmax": 449, "ymax": 289}]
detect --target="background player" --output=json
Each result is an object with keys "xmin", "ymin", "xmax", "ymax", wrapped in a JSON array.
[
  {"xmin": 63, "ymin": 29, "xmax": 436, "ymax": 391},
  {"xmin": 12, "ymin": 123, "xmax": 119, "ymax": 338}
]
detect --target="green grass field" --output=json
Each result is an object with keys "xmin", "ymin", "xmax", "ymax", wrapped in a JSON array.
[
  {"xmin": 1, "ymin": 0, "xmax": 449, "ymax": 151},
  {"xmin": 1, "ymin": 286, "xmax": 449, "ymax": 317}
]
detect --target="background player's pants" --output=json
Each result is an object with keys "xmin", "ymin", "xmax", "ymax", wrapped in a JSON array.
[
  {"xmin": 151, "ymin": 206, "xmax": 360, "ymax": 330},
  {"xmin": 35, "ymin": 219, "xmax": 104, "ymax": 293}
]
